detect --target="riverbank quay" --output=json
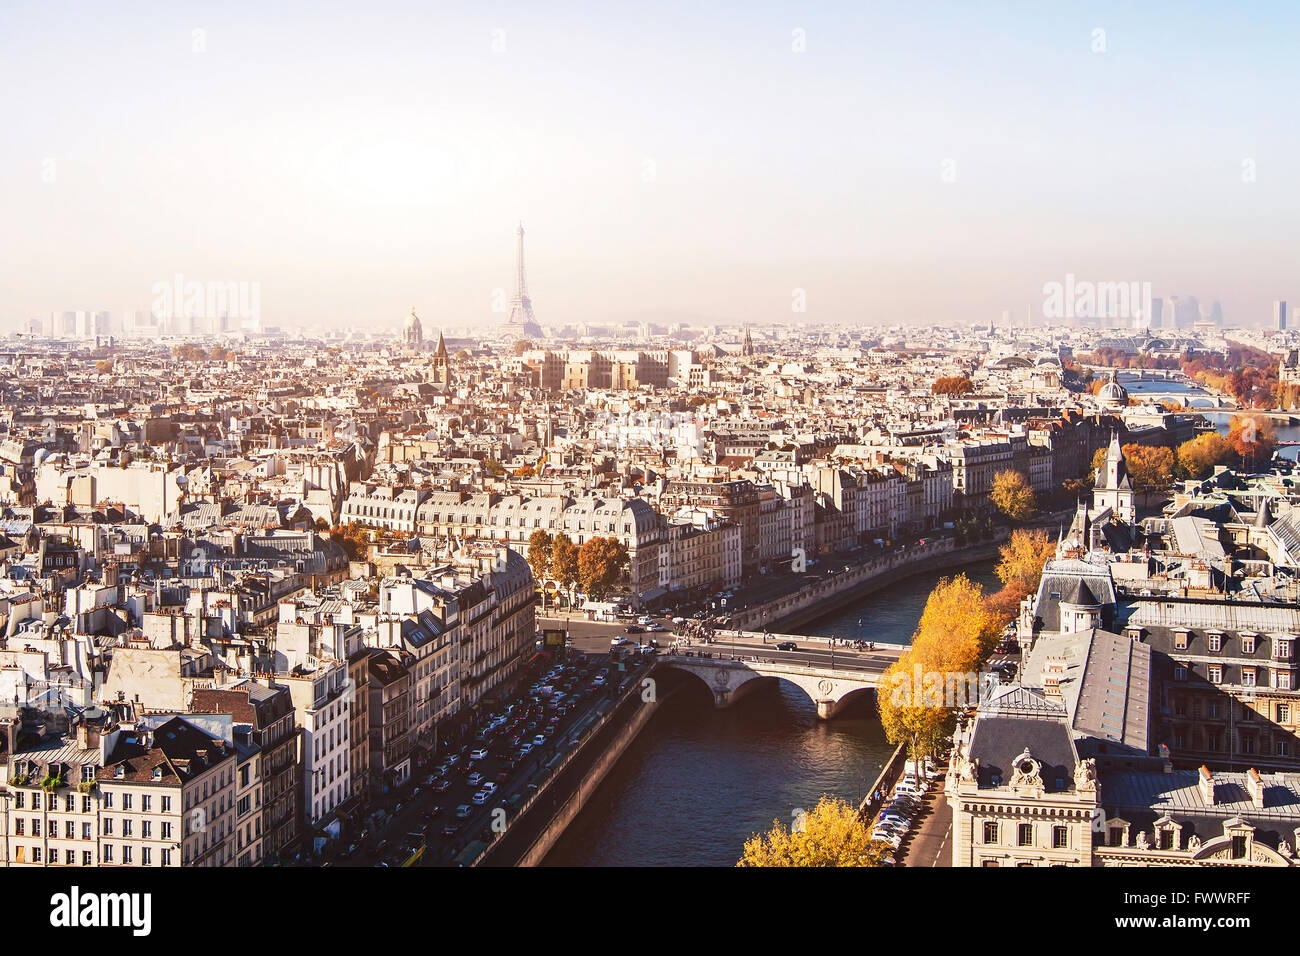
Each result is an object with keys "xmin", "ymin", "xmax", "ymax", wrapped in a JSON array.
[
  {"xmin": 731, "ymin": 534, "xmax": 1010, "ymax": 634},
  {"xmin": 474, "ymin": 660, "xmax": 685, "ymax": 866}
]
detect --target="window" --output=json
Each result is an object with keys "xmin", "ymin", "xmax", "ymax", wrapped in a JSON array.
[
  {"xmin": 33, "ymin": 847, "xmax": 41, "ymax": 862},
  {"xmin": 161, "ymin": 796, "xmax": 171, "ymax": 813},
  {"xmin": 14, "ymin": 820, "xmax": 23, "ymax": 836},
  {"xmin": 1175, "ymin": 630, "xmax": 1189, "ymax": 650},
  {"xmin": 142, "ymin": 847, "xmax": 151, "ymax": 866},
  {"xmin": 142, "ymin": 795, "xmax": 151, "ymax": 812},
  {"xmin": 162, "ymin": 822, "xmax": 172, "ymax": 840},
  {"xmin": 82, "ymin": 851, "xmax": 92, "ymax": 866},
  {"xmin": 1052, "ymin": 826, "xmax": 1068, "ymax": 849},
  {"xmin": 1174, "ymin": 664, "xmax": 1187, "ymax": 682},
  {"xmin": 64, "ymin": 794, "xmax": 74, "ymax": 812},
  {"xmin": 1018, "ymin": 823, "xmax": 1033, "ymax": 846},
  {"xmin": 1279, "ymin": 704, "xmax": 1291, "ymax": 724},
  {"xmin": 103, "ymin": 845, "xmax": 112, "ymax": 863},
  {"xmin": 65, "ymin": 849, "xmax": 75, "ymax": 865},
  {"xmin": 82, "ymin": 823, "xmax": 91, "ymax": 840},
  {"xmin": 161, "ymin": 848, "xmax": 171, "ymax": 866},
  {"xmin": 1208, "ymin": 665, "xmax": 1222, "ymax": 684},
  {"xmin": 1208, "ymin": 633, "xmax": 1222, "ymax": 652},
  {"xmin": 81, "ymin": 797, "xmax": 91, "ymax": 813},
  {"xmin": 122, "ymin": 845, "xmax": 132, "ymax": 865},
  {"xmin": 102, "ymin": 818, "xmax": 113, "ymax": 836},
  {"xmin": 123, "ymin": 793, "xmax": 133, "ymax": 811},
  {"xmin": 32, "ymin": 819, "xmax": 40, "ymax": 837},
  {"xmin": 1231, "ymin": 835, "xmax": 1247, "ymax": 859},
  {"xmin": 65, "ymin": 820, "xmax": 74, "ymax": 839},
  {"xmin": 13, "ymin": 792, "xmax": 22, "ymax": 810},
  {"xmin": 142, "ymin": 820, "xmax": 151, "ymax": 839},
  {"xmin": 983, "ymin": 821, "xmax": 999, "ymax": 844},
  {"xmin": 1242, "ymin": 634, "xmax": 1256, "ymax": 654}
]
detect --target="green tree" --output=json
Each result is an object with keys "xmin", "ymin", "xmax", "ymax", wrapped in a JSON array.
[{"xmin": 577, "ymin": 536, "xmax": 629, "ymax": 601}]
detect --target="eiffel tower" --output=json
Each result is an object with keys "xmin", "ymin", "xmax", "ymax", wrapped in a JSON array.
[{"xmin": 504, "ymin": 223, "xmax": 543, "ymax": 339}]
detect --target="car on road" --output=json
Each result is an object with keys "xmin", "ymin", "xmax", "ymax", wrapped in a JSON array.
[
  {"xmin": 472, "ymin": 791, "xmax": 489, "ymax": 805},
  {"xmin": 467, "ymin": 772, "xmax": 484, "ymax": 787},
  {"xmin": 441, "ymin": 824, "xmax": 460, "ymax": 837},
  {"xmin": 646, "ymin": 623, "xmax": 666, "ymax": 632},
  {"xmin": 519, "ymin": 743, "xmax": 534, "ymax": 756},
  {"xmin": 470, "ymin": 748, "xmax": 488, "ymax": 761},
  {"xmin": 433, "ymin": 778, "xmax": 451, "ymax": 792},
  {"xmin": 455, "ymin": 804, "xmax": 472, "ymax": 819},
  {"xmin": 532, "ymin": 734, "xmax": 546, "ymax": 746},
  {"xmin": 481, "ymin": 782, "xmax": 498, "ymax": 795},
  {"xmin": 775, "ymin": 641, "xmax": 799, "ymax": 651},
  {"xmin": 624, "ymin": 625, "xmax": 645, "ymax": 634}
]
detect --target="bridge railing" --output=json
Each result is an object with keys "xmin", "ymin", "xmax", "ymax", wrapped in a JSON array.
[{"xmin": 657, "ymin": 653, "xmax": 879, "ymax": 682}]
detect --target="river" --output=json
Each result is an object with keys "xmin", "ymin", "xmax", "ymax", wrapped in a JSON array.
[
  {"xmin": 542, "ymin": 558, "xmax": 999, "ymax": 866},
  {"xmin": 1121, "ymin": 373, "xmax": 1300, "ymax": 460}
]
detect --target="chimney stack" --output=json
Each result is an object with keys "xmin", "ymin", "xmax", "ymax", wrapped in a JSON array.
[
  {"xmin": 1198, "ymin": 765, "xmax": 1215, "ymax": 805},
  {"xmin": 1245, "ymin": 768, "xmax": 1266, "ymax": 809},
  {"xmin": 1042, "ymin": 656, "xmax": 1066, "ymax": 697}
]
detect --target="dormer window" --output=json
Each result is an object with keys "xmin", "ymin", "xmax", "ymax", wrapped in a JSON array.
[
  {"xmin": 151, "ymin": 766, "xmax": 163, "ymax": 781},
  {"xmin": 1174, "ymin": 629, "xmax": 1190, "ymax": 650},
  {"xmin": 113, "ymin": 765, "xmax": 125, "ymax": 779},
  {"xmin": 1208, "ymin": 632, "xmax": 1223, "ymax": 653}
]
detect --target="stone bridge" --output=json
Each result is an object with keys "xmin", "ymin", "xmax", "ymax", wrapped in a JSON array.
[{"xmin": 656, "ymin": 654, "xmax": 880, "ymax": 719}]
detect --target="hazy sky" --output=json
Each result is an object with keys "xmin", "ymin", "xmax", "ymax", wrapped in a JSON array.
[{"xmin": 3, "ymin": 1, "xmax": 1299, "ymax": 332}]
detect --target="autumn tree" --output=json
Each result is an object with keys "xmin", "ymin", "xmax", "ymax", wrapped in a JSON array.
[
  {"xmin": 550, "ymin": 533, "xmax": 580, "ymax": 606},
  {"xmin": 737, "ymin": 795, "xmax": 888, "ymax": 867},
  {"xmin": 878, "ymin": 649, "xmax": 957, "ymax": 775},
  {"xmin": 879, "ymin": 575, "xmax": 1002, "ymax": 767},
  {"xmin": 931, "ymin": 376, "xmax": 974, "ymax": 396},
  {"xmin": 330, "ymin": 523, "xmax": 370, "ymax": 562},
  {"xmin": 1176, "ymin": 432, "xmax": 1236, "ymax": 480},
  {"xmin": 1123, "ymin": 444, "xmax": 1175, "ymax": 494},
  {"xmin": 512, "ymin": 340, "xmax": 533, "ymax": 355},
  {"xmin": 576, "ymin": 536, "xmax": 629, "ymax": 601},
  {"xmin": 991, "ymin": 528, "xmax": 1055, "ymax": 621},
  {"xmin": 527, "ymin": 529, "xmax": 553, "ymax": 607},
  {"xmin": 95, "ymin": 359, "xmax": 113, "ymax": 374},
  {"xmin": 990, "ymin": 469, "xmax": 1036, "ymax": 521},
  {"xmin": 1227, "ymin": 417, "xmax": 1277, "ymax": 473}
]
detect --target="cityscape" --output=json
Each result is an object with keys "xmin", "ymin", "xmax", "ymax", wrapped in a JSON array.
[{"xmin": 0, "ymin": 4, "xmax": 1296, "ymax": 930}]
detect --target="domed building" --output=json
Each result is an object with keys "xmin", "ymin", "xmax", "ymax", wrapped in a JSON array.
[
  {"xmin": 1097, "ymin": 368, "xmax": 1129, "ymax": 408},
  {"xmin": 402, "ymin": 306, "xmax": 424, "ymax": 353}
]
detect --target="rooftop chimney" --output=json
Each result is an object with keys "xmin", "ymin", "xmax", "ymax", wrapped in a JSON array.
[
  {"xmin": 1245, "ymin": 768, "xmax": 1266, "ymax": 809},
  {"xmin": 1198, "ymin": 765, "xmax": 1215, "ymax": 805},
  {"xmin": 1042, "ymin": 657, "xmax": 1066, "ymax": 697}
]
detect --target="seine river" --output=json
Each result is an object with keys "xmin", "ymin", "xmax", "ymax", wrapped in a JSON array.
[
  {"xmin": 1121, "ymin": 373, "xmax": 1300, "ymax": 459},
  {"xmin": 543, "ymin": 559, "xmax": 999, "ymax": 866}
]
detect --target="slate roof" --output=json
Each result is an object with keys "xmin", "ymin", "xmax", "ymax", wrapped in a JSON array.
[{"xmin": 967, "ymin": 716, "xmax": 1078, "ymax": 791}]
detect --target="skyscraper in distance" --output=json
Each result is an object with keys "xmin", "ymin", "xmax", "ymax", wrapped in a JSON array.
[{"xmin": 1275, "ymin": 300, "xmax": 1288, "ymax": 331}]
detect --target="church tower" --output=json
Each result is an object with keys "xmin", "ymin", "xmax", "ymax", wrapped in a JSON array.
[
  {"xmin": 1092, "ymin": 431, "xmax": 1135, "ymax": 524},
  {"xmin": 430, "ymin": 331, "xmax": 452, "ymax": 387}
]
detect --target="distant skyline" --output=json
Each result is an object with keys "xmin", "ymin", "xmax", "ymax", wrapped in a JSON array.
[{"xmin": 3, "ymin": 1, "xmax": 1299, "ymax": 331}]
